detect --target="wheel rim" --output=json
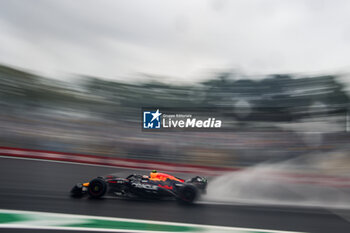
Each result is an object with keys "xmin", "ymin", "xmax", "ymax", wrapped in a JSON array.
[{"xmin": 91, "ymin": 182, "xmax": 103, "ymax": 195}]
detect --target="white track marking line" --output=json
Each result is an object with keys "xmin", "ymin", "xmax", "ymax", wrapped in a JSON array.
[
  {"xmin": 0, "ymin": 209, "xmax": 305, "ymax": 233},
  {"xmin": 0, "ymin": 225, "xmax": 178, "ymax": 233}
]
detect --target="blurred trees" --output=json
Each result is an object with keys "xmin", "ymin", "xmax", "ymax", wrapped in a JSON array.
[{"xmin": 0, "ymin": 64, "xmax": 349, "ymax": 123}]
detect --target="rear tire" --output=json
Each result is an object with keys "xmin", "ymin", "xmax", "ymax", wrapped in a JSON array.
[
  {"xmin": 88, "ymin": 178, "xmax": 107, "ymax": 198},
  {"xmin": 177, "ymin": 184, "xmax": 198, "ymax": 204}
]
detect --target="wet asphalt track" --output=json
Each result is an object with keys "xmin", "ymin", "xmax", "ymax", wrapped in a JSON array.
[{"xmin": 0, "ymin": 156, "xmax": 350, "ymax": 233}]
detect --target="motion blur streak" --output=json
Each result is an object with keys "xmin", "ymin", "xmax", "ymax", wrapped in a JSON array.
[
  {"xmin": 1, "ymin": 60, "xmax": 350, "ymax": 233},
  {"xmin": 0, "ymin": 65, "xmax": 349, "ymax": 169},
  {"xmin": 1, "ymin": 1, "xmax": 350, "ymax": 232},
  {"xmin": 0, "ymin": 209, "xmax": 305, "ymax": 233}
]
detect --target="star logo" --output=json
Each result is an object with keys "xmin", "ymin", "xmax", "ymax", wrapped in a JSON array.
[{"xmin": 150, "ymin": 109, "xmax": 162, "ymax": 122}]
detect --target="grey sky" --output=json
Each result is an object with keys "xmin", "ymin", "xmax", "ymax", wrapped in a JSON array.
[{"xmin": 0, "ymin": 0, "xmax": 350, "ymax": 83}]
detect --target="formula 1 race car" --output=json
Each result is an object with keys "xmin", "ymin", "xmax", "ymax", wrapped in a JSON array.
[{"xmin": 70, "ymin": 170, "xmax": 207, "ymax": 204}]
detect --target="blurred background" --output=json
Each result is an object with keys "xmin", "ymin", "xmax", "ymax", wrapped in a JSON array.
[
  {"xmin": 0, "ymin": 0, "xmax": 350, "ymax": 214},
  {"xmin": 0, "ymin": 65, "xmax": 349, "ymax": 171}
]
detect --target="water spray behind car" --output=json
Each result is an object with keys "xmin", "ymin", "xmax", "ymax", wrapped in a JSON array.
[{"xmin": 204, "ymin": 152, "xmax": 350, "ymax": 209}]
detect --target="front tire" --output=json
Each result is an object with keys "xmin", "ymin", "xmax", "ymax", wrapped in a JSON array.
[
  {"xmin": 70, "ymin": 183, "xmax": 84, "ymax": 198},
  {"xmin": 88, "ymin": 178, "xmax": 107, "ymax": 198}
]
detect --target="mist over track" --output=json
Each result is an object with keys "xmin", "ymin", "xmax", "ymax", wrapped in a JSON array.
[{"xmin": 0, "ymin": 156, "xmax": 349, "ymax": 233}]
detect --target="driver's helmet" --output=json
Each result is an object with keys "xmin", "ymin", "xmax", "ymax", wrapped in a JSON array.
[{"xmin": 150, "ymin": 170, "xmax": 157, "ymax": 179}]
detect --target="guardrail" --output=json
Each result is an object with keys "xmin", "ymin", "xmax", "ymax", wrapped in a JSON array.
[{"xmin": 0, "ymin": 146, "xmax": 237, "ymax": 176}]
